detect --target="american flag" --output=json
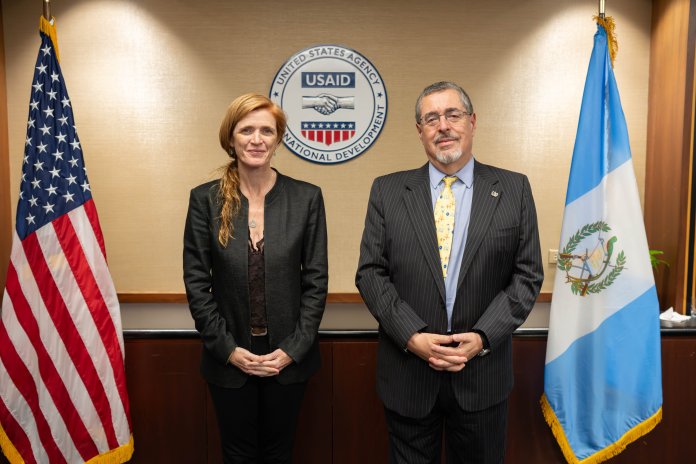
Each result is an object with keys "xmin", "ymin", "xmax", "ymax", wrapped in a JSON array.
[{"xmin": 0, "ymin": 18, "xmax": 133, "ymax": 463}]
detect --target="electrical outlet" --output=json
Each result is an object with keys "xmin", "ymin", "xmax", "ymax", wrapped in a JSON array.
[{"xmin": 548, "ymin": 249, "xmax": 558, "ymax": 264}]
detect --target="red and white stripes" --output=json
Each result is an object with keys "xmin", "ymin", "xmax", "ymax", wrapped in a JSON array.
[{"xmin": 0, "ymin": 200, "xmax": 132, "ymax": 463}]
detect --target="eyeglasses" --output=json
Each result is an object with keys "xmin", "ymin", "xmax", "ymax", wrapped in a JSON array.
[{"xmin": 419, "ymin": 109, "xmax": 471, "ymax": 127}]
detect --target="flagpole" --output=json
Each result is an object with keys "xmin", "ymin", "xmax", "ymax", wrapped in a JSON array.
[
  {"xmin": 599, "ymin": 0, "xmax": 605, "ymax": 19},
  {"xmin": 43, "ymin": 0, "xmax": 51, "ymax": 20}
]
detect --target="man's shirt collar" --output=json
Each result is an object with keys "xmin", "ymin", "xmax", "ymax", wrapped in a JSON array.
[{"xmin": 428, "ymin": 157, "xmax": 475, "ymax": 190}]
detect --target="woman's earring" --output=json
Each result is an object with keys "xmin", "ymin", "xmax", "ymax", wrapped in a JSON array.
[{"xmin": 228, "ymin": 147, "xmax": 235, "ymax": 159}]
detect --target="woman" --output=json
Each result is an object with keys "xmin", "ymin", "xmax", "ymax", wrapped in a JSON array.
[{"xmin": 183, "ymin": 93, "xmax": 328, "ymax": 463}]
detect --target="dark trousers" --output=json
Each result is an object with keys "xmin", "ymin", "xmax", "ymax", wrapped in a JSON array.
[
  {"xmin": 208, "ymin": 336, "xmax": 307, "ymax": 464},
  {"xmin": 384, "ymin": 375, "xmax": 508, "ymax": 464}
]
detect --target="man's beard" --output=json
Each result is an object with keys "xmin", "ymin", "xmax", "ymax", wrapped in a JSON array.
[
  {"xmin": 433, "ymin": 132, "xmax": 463, "ymax": 165},
  {"xmin": 434, "ymin": 148, "xmax": 463, "ymax": 165}
]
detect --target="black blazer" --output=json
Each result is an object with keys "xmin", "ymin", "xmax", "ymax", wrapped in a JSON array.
[
  {"xmin": 183, "ymin": 172, "xmax": 328, "ymax": 387},
  {"xmin": 356, "ymin": 161, "xmax": 543, "ymax": 418}
]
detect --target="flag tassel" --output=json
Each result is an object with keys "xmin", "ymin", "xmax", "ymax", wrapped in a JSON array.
[
  {"xmin": 594, "ymin": 15, "xmax": 618, "ymax": 67},
  {"xmin": 39, "ymin": 15, "xmax": 60, "ymax": 62},
  {"xmin": 541, "ymin": 394, "xmax": 663, "ymax": 464}
]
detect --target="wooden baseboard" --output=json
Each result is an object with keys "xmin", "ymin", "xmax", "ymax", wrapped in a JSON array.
[
  {"xmin": 117, "ymin": 291, "xmax": 553, "ymax": 304},
  {"xmin": 117, "ymin": 293, "xmax": 189, "ymax": 303}
]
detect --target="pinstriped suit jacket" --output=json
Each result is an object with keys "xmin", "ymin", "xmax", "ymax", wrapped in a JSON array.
[{"xmin": 356, "ymin": 161, "xmax": 543, "ymax": 418}]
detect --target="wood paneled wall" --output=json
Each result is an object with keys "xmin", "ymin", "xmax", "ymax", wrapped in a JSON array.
[
  {"xmin": 0, "ymin": 334, "xmax": 693, "ymax": 463},
  {"xmin": 80, "ymin": 336, "xmax": 696, "ymax": 463},
  {"xmin": 645, "ymin": 0, "xmax": 696, "ymax": 313}
]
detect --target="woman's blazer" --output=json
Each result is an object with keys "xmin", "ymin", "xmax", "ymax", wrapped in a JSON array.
[{"xmin": 183, "ymin": 172, "xmax": 328, "ymax": 387}]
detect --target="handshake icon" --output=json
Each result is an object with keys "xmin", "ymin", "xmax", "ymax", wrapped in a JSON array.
[{"xmin": 302, "ymin": 94, "xmax": 355, "ymax": 115}]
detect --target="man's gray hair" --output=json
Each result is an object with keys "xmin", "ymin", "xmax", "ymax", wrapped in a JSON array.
[{"xmin": 415, "ymin": 81, "xmax": 474, "ymax": 122}]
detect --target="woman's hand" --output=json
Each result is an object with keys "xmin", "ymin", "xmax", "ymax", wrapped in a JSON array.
[
  {"xmin": 257, "ymin": 349, "xmax": 294, "ymax": 374},
  {"xmin": 228, "ymin": 347, "xmax": 280, "ymax": 377}
]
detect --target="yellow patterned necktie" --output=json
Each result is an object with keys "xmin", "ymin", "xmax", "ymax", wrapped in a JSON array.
[{"xmin": 434, "ymin": 176, "xmax": 457, "ymax": 278}]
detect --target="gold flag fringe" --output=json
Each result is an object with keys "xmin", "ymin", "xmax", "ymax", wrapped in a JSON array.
[
  {"xmin": 39, "ymin": 15, "xmax": 61, "ymax": 63},
  {"xmin": 594, "ymin": 15, "xmax": 618, "ymax": 67},
  {"xmin": 85, "ymin": 435, "xmax": 134, "ymax": 464},
  {"xmin": 0, "ymin": 426, "xmax": 133, "ymax": 464},
  {"xmin": 0, "ymin": 424, "xmax": 23, "ymax": 464},
  {"xmin": 541, "ymin": 394, "xmax": 662, "ymax": 464}
]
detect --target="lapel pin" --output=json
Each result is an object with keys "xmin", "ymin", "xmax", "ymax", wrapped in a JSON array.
[{"xmin": 491, "ymin": 191, "xmax": 499, "ymax": 197}]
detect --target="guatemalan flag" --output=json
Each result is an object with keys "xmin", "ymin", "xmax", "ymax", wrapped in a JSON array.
[{"xmin": 541, "ymin": 18, "xmax": 662, "ymax": 464}]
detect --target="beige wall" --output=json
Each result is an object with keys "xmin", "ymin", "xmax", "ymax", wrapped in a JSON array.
[{"xmin": 2, "ymin": 0, "xmax": 652, "ymax": 293}]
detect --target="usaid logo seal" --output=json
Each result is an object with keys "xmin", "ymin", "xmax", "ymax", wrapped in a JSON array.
[{"xmin": 270, "ymin": 45, "xmax": 387, "ymax": 164}]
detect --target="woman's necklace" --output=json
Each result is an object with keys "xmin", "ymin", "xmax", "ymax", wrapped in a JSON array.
[{"xmin": 245, "ymin": 170, "xmax": 276, "ymax": 229}]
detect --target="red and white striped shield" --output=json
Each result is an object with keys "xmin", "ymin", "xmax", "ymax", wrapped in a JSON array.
[{"xmin": 301, "ymin": 121, "xmax": 355, "ymax": 146}]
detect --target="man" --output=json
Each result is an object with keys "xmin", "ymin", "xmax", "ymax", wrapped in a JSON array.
[{"xmin": 356, "ymin": 81, "xmax": 543, "ymax": 464}]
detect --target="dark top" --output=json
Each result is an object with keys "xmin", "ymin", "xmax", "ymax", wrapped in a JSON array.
[{"xmin": 248, "ymin": 233, "xmax": 267, "ymax": 331}]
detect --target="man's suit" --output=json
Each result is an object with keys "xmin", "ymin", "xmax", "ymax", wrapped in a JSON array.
[{"xmin": 356, "ymin": 160, "xmax": 543, "ymax": 418}]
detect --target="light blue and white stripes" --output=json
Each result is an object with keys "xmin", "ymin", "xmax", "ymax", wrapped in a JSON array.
[{"xmin": 542, "ymin": 23, "xmax": 662, "ymax": 464}]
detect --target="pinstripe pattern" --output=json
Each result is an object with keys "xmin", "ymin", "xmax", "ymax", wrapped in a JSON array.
[
  {"xmin": 385, "ymin": 390, "xmax": 508, "ymax": 464},
  {"xmin": 356, "ymin": 161, "xmax": 543, "ymax": 419}
]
